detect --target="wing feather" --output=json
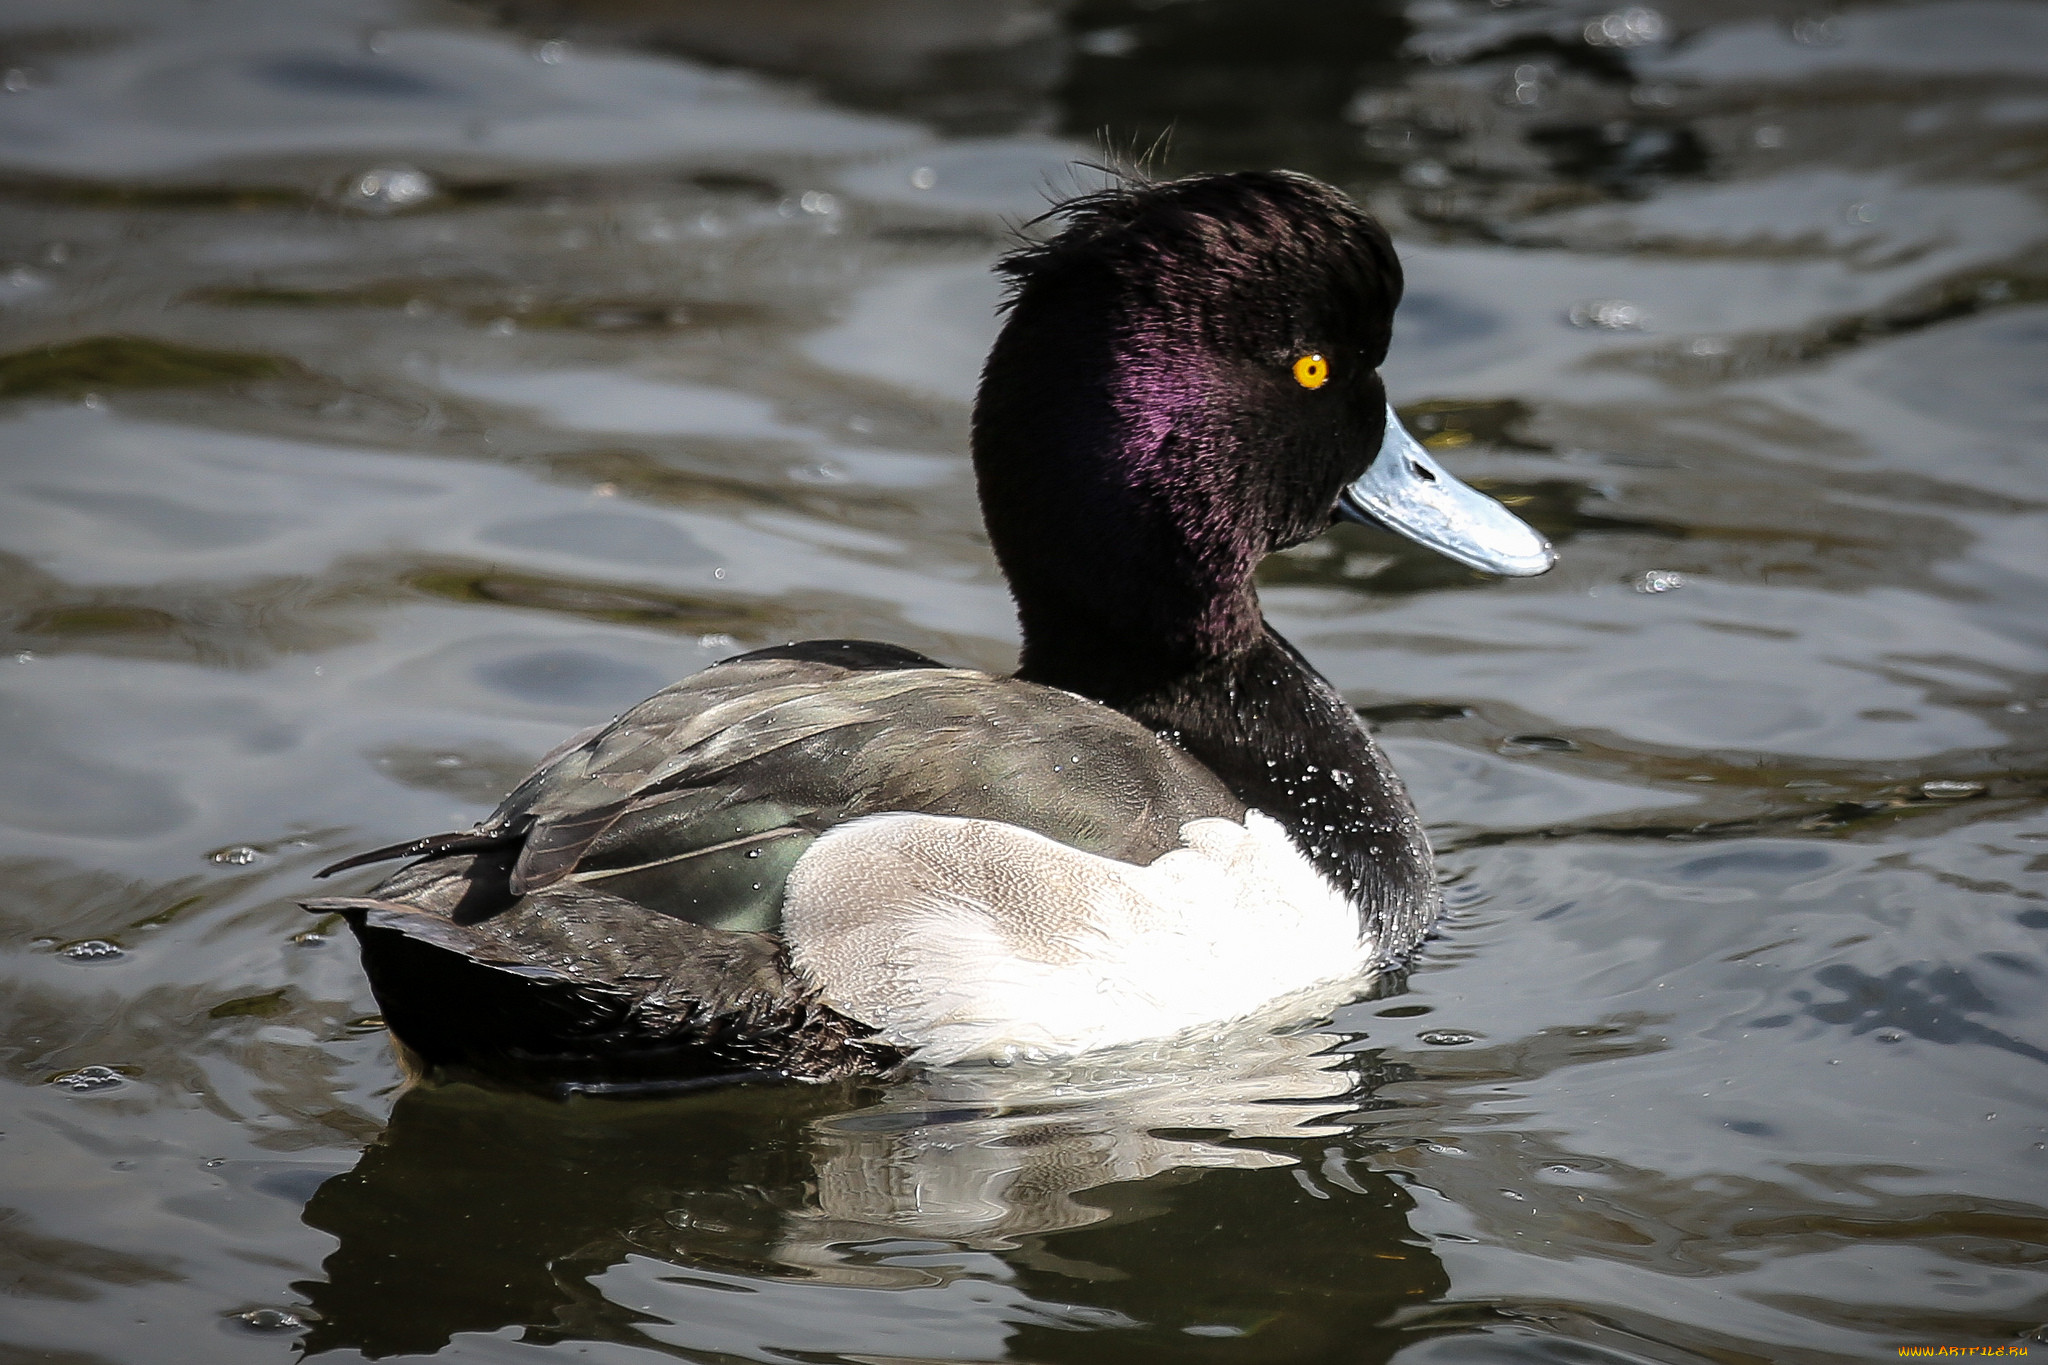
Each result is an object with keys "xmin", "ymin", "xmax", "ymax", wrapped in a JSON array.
[{"xmin": 311, "ymin": 644, "xmax": 1250, "ymax": 1081}]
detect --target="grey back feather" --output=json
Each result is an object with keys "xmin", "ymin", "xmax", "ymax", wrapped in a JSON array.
[{"xmin": 472, "ymin": 657, "xmax": 1246, "ymax": 933}]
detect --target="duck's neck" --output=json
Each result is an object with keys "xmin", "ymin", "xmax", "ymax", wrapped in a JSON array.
[{"xmin": 1018, "ymin": 624, "xmax": 1439, "ymax": 948}]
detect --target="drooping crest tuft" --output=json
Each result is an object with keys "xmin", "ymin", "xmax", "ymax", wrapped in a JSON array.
[{"xmin": 993, "ymin": 170, "xmax": 1402, "ymax": 364}]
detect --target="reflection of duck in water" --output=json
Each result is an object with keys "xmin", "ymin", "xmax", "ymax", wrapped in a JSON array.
[
  {"xmin": 307, "ymin": 171, "xmax": 1553, "ymax": 1086},
  {"xmin": 298, "ymin": 1022, "xmax": 1439, "ymax": 1359},
  {"xmin": 791, "ymin": 1009, "xmax": 1375, "ymax": 1260}
]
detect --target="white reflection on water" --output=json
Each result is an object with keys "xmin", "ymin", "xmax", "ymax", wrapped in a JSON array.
[{"xmin": 792, "ymin": 1022, "xmax": 1359, "ymax": 1254}]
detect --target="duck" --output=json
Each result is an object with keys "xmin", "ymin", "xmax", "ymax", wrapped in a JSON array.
[{"xmin": 305, "ymin": 169, "xmax": 1554, "ymax": 1090}]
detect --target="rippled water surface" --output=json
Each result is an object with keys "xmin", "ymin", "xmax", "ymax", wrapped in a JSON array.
[{"xmin": 3, "ymin": 1, "xmax": 2045, "ymax": 1361}]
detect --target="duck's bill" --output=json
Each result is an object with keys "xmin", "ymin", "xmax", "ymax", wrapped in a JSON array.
[{"xmin": 1337, "ymin": 403, "xmax": 1557, "ymax": 577}]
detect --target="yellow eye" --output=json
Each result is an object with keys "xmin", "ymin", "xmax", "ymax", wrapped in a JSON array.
[{"xmin": 1292, "ymin": 353, "xmax": 1329, "ymax": 390}]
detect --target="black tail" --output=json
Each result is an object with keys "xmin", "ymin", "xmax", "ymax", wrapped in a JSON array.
[
  {"xmin": 314, "ymin": 822, "xmax": 529, "ymax": 880},
  {"xmin": 308, "ymin": 897, "xmax": 654, "ymax": 1078},
  {"xmin": 304, "ymin": 876, "xmax": 902, "ymax": 1087}
]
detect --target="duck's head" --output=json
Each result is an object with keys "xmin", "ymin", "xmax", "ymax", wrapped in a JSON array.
[{"xmin": 972, "ymin": 170, "xmax": 1552, "ymax": 695}]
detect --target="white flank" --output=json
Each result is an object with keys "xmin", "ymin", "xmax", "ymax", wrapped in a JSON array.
[{"xmin": 782, "ymin": 811, "xmax": 1368, "ymax": 1065}]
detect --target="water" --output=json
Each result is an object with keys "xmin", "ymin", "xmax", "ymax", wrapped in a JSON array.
[{"xmin": 1, "ymin": 1, "xmax": 2043, "ymax": 1361}]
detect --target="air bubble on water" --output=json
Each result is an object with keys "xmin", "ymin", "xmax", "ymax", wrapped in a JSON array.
[
  {"xmin": 1568, "ymin": 299, "xmax": 1646, "ymax": 330},
  {"xmin": 1501, "ymin": 63, "xmax": 1545, "ymax": 106},
  {"xmin": 3, "ymin": 67, "xmax": 39, "ymax": 93},
  {"xmin": 209, "ymin": 845, "xmax": 260, "ymax": 866},
  {"xmin": 533, "ymin": 39, "xmax": 571, "ymax": 64},
  {"xmin": 1583, "ymin": 7, "xmax": 1666, "ymax": 47},
  {"xmin": 697, "ymin": 633, "xmax": 735, "ymax": 650},
  {"xmin": 61, "ymin": 939, "xmax": 124, "ymax": 962},
  {"xmin": 14, "ymin": 650, "xmax": 33, "ymax": 663},
  {"xmin": 1688, "ymin": 336, "xmax": 1732, "ymax": 356},
  {"xmin": 51, "ymin": 1065, "xmax": 125, "ymax": 1093},
  {"xmin": 1634, "ymin": 569, "xmax": 1685, "ymax": 593},
  {"xmin": 486, "ymin": 317, "xmax": 516, "ymax": 335},
  {"xmin": 1790, "ymin": 15, "xmax": 1843, "ymax": 46},
  {"xmin": 1753, "ymin": 124, "xmax": 1786, "ymax": 149},
  {"xmin": 228, "ymin": 1308, "xmax": 306, "ymax": 1334},
  {"xmin": 1499, "ymin": 734, "xmax": 1578, "ymax": 755},
  {"xmin": 909, "ymin": 165, "xmax": 937, "ymax": 190},
  {"xmin": 799, "ymin": 190, "xmax": 839, "ymax": 216},
  {"xmin": 1920, "ymin": 779, "xmax": 1985, "ymax": 800},
  {"xmin": 1419, "ymin": 1030, "xmax": 1479, "ymax": 1046},
  {"xmin": 334, "ymin": 165, "xmax": 436, "ymax": 214}
]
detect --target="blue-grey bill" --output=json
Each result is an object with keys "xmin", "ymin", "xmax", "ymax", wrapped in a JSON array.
[{"xmin": 1337, "ymin": 403, "xmax": 1557, "ymax": 577}]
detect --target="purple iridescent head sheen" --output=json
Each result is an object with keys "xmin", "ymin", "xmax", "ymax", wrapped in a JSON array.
[{"xmin": 971, "ymin": 171, "xmax": 1404, "ymax": 695}]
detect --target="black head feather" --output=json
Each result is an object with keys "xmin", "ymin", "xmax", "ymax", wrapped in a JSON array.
[{"xmin": 973, "ymin": 170, "xmax": 1404, "ymax": 695}]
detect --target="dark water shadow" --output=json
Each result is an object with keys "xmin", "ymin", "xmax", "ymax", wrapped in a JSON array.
[{"xmin": 298, "ymin": 1025, "xmax": 1447, "ymax": 1362}]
